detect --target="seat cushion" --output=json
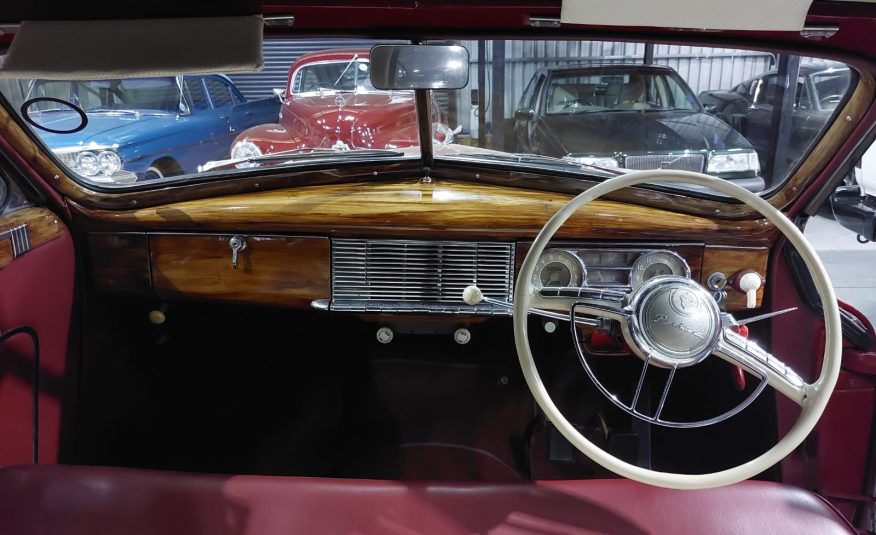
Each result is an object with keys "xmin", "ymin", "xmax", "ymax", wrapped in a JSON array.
[{"xmin": 0, "ymin": 464, "xmax": 855, "ymax": 534}]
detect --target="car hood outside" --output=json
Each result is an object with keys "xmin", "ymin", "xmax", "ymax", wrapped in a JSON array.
[
  {"xmin": 542, "ymin": 109, "xmax": 753, "ymax": 156},
  {"xmin": 34, "ymin": 111, "xmax": 173, "ymax": 151}
]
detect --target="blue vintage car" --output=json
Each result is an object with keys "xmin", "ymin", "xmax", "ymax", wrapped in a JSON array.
[{"xmin": 26, "ymin": 75, "xmax": 279, "ymax": 183}]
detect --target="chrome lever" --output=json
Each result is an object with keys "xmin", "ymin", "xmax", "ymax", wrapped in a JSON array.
[
  {"xmin": 229, "ymin": 235, "xmax": 247, "ymax": 269},
  {"xmin": 733, "ymin": 307, "xmax": 798, "ymax": 326},
  {"xmin": 462, "ymin": 285, "xmax": 598, "ymax": 326}
]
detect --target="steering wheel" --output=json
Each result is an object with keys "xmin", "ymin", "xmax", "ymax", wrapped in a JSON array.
[{"xmin": 513, "ymin": 169, "xmax": 841, "ymax": 490}]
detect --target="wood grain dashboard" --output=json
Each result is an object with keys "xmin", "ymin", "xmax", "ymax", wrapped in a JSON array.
[
  {"xmin": 87, "ymin": 231, "xmax": 768, "ymax": 312},
  {"xmin": 72, "ymin": 179, "xmax": 778, "ymax": 245},
  {"xmin": 78, "ymin": 178, "xmax": 773, "ymax": 312}
]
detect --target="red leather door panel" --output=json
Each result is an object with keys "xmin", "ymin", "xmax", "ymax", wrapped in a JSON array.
[{"xmin": 0, "ymin": 207, "xmax": 74, "ymax": 465}]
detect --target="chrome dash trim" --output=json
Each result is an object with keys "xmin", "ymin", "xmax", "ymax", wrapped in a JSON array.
[{"xmin": 0, "ymin": 224, "xmax": 30, "ymax": 258}]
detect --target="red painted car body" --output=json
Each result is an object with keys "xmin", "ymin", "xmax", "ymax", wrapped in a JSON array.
[{"xmin": 231, "ymin": 49, "xmax": 444, "ymax": 158}]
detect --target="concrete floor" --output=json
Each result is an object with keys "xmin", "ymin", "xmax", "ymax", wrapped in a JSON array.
[{"xmin": 806, "ymin": 215, "xmax": 876, "ymax": 321}]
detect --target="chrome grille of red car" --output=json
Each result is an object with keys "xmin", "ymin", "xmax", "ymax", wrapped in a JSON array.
[
  {"xmin": 624, "ymin": 153, "xmax": 705, "ymax": 172},
  {"xmin": 330, "ymin": 239, "xmax": 514, "ymax": 314}
]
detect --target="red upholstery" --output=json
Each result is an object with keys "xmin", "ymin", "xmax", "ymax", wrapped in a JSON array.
[
  {"xmin": 0, "ymin": 464, "xmax": 855, "ymax": 534},
  {"xmin": 0, "ymin": 230, "xmax": 75, "ymax": 464}
]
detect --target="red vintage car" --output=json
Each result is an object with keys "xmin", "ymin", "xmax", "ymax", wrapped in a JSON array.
[
  {"xmin": 229, "ymin": 48, "xmax": 448, "ymax": 160},
  {"xmin": 2, "ymin": 2, "xmax": 876, "ymax": 535}
]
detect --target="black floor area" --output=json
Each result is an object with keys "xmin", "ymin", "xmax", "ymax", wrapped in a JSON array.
[{"xmin": 70, "ymin": 297, "xmax": 778, "ymax": 481}]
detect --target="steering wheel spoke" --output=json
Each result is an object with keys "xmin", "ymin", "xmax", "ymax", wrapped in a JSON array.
[
  {"xmin": 533, "ymin": 286, "xmax": 630, "ymax": 321},
  {"xmin": 714, "ymin": 327, "xmax": 809, "ymax": 406}
]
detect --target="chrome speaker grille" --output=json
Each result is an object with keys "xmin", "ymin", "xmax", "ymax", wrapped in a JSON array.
[
  {"xmin": 624, "ymin": 153, "xmax": 705, "ymax": 172},
  {"xmin": 331, "ymin": 239, "xmax": 514, "ymax": 314}
]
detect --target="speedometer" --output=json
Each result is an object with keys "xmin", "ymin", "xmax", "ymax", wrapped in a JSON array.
[
  {"xmin": 630, "ymin": 251, "xmax": 690, "ymax": 290},
  {"xmin": 532, "ymin": 250, "xmax": 585, "ymax": 290}
]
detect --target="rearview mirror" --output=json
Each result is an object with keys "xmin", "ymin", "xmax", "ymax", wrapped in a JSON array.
[{"xmin": 370, "ymin": 45, "xmax": 469, "ymax": 90}]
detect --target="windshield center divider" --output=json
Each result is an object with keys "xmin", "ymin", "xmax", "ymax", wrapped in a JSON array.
[{"xmin": 415, "ymin": 88, "xmax": 433, "ymax": 172}]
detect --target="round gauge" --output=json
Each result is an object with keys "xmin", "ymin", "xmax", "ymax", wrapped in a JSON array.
[
  {"xmin": 630, "ymin": 251, "xmax": 690, "ymax": 290},
  {"xmin": 532, "ymin": 250, "xmax": 585, "ymax": 290}
]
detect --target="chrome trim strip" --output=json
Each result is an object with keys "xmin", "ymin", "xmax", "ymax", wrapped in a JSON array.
[
  {"xmin": 529, "ymin": 16, "xmax": 561, "ymax": 28},
  {"xmin": 800, "ymin": 25, "xmax": 839, "ymax": 40},
  {"xmin": 263, "ymin": 15, "xmax": 295, "ymax": 27},
  {"xmin": 0, "ymin": 225, "xmax": 30, "ymax": 258},
  {"xmin": 328, "ymin": 300, "xmax": 511, "ymax": 316}
]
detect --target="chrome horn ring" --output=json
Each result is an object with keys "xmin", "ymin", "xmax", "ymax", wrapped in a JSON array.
[{"xmin": 566, "ymin": 275, "xmax": 769, "ymax": 428}]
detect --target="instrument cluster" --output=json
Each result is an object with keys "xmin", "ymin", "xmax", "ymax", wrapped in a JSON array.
[{"xmin": 532, "ymin": 247, "xmax": 691, "ymax": 292}]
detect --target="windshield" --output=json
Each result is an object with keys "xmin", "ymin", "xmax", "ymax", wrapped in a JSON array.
[
  {"xmin": 812, "ymin": 69, "xmax": 851, "ymax": 111},
  {"xmin": 28, "ymin": 77, "xmax": 182, "ymax": 113},
  {"xmin": 543, "ymin": 69, "xmax": 700, "ymax": 114},
  {"xmin": 431, "ymin": 41, "xmax": 853, "ymax": 194},
  {"xmin": 291, "ymin": 59, "xmax": 385, "ymax": 94},
  {"xmin": 1, "ymin": 38, "xmax": 854, "ymax": 195}
]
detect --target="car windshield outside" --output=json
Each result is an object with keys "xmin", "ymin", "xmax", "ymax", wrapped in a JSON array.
[
  {"xmin": 0, "ymin": 38, "xmax": 853, "ymax": 195},
  {"xmin": 812, "ymin": 68, "xmax": 851, "ymax": 110},
  {"xmin": 542, "ymin": 69, "xmax": 700, "ymax": 115},
  {"xmin": 28, "ymin": 77, "xmax": 183, "ymax": 113},
  {"xmin": 292, "ymin": 58, "xmax": 385, "ymax": 95}
]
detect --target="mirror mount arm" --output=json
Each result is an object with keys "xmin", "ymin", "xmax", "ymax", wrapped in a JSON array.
[{"xmin": 415, "ymin": 89, "xmax": 433, "ymax": 171}]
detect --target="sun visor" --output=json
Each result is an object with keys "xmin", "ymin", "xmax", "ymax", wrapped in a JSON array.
[
  {"xmin": 0, "ymin": 16, "xmax": 263, "ymax": 79},
  {"xmin": 561, "ymin": 0, "xmax": 813, "ymax": 31}
]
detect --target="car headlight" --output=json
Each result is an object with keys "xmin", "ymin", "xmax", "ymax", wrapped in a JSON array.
[
  {"xmin": 231, "ymin": 140, "xmax": 263, "ymax": 160},
  {"xmin": 76, "ymin": 152, "xmax": 101, "ymax": 176},
  {"xmin": 56, "ymin": 147, "xmax": 124, "ymax": 178},
  {"xmin": 97, "ymin": 151, "xmax": 122, "ymax": 175},
  {"xmin": 564, "ymin": 155, "xmax": 620, "ymax": 168},
  {"xmin": 707, "ymin": 151, "xmax": 760, "ymax": 174}
]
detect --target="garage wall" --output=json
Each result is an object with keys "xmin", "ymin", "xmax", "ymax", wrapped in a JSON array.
[{"xmin": 227, "ymin": 39, "xmax": 384, "ymax": 101}]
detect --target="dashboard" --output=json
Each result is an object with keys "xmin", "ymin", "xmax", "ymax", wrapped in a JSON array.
[
  {"xmin": 86, "ymin": 232, "xmax": 766, "ymax": 315},
  {"xmin": 77, "ymin": 176, "xmax": 771, "ymax": 316}
]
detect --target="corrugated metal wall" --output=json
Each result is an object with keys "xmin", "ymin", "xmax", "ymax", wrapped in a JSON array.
[
  {"xmin": 651, "ymin": 45, "xmax": 773, "ymax": 95},
  {"xmin": 227, "ymin": 39, "xmax": 383, "ymax": 100}
]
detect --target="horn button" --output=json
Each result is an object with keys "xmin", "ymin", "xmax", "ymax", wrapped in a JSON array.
[{"xmin": 626, "ymin": 276, "xmax": 722, "ymax": 368}]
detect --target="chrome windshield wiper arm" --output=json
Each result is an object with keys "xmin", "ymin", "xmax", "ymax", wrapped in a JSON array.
[
  {"xmin": 333, "ymin": 54, "xmax": 359, "ymax": 88},
  {"xmin": 450, "ymin": 152, "xmax": 625, "ymax": 176},
  {"xmin": 246, "ymin": 147, "xmax": 403, "ymax": 163},
  {"xmin": 198, "ymin": 147, "xmax": 405, "ymax": 172}
]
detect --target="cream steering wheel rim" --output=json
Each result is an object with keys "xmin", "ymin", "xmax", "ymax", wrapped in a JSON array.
[{"xmin": 513, "ymin": 169, "xmax": 841, "ymax": 490}]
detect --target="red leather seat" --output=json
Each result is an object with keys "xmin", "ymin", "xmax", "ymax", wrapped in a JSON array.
[{"xmin": 0, "ymin": 464, "xmax": 855, "ymax": 534}]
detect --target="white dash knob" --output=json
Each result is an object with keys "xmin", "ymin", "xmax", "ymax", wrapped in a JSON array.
[
  {"xmin": 462, "ymin": 285, "xmax": 484, "ymax": 305},
  {"xmin": 738, "ymin": 272, "xmax": 763, "ymax": 309}
]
